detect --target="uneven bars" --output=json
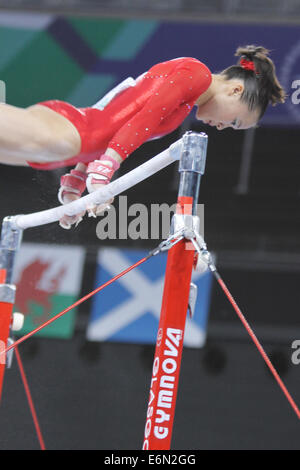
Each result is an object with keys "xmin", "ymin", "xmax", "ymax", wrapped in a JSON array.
[{"xmin": 11, "ymin": 139, "xmax": 182, "ymax": 231}]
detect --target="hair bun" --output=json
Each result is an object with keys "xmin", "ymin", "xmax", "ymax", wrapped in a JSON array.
[
  {"xmin": 221, "ymin": 44, "xmax": 286, "ymax": 116},
  {"xmin": 235, "ymin": 45, "xmax": 270, "ymax": 61}
]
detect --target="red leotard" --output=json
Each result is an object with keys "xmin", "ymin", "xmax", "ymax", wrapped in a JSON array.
[{"xmin": 28, "ymin": 58, "xmax": 211, "ymax": 170}]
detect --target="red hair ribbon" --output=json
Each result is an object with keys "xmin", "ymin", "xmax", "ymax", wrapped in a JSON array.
[{"xmin": 240, "ymin": 57, "xmax": 259, "ymax": 75}]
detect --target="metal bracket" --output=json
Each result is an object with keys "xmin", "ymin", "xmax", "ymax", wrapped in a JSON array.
[
  {"xmin": 171, "ymin": 214, "xmax": 200, "ymax": 240},
  {"xmin": 150, "ymin": 213, "xmax": 216, "ymax": 275},
  {"xmin": 1, "ymin": 216, "xmax": 23, "ymax": 252},
  {"xmin": 0, "ymin": 284, "xmax": 16, "ymax": 303},
  {"xmin": 149, "ymin": 232, "xmax": 185, "ymax": 257},
  {"xmin": 0, "ymin": 216, "xmax": 23, "ymax": 285},
  {"xmin": 179, "ymin": 131, "xmax": 208, "ymax": 174},
  {"xmin": 191, "ymin": 237, "xmax": 216, "ymax": 273},
  {"xmin": 6, "ymin": 337, "xmax": 14, "ymax": 369}
]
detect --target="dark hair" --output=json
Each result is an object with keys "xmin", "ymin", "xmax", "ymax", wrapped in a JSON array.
[{"xmin": 221, "ymin": 45, "xmax": 286, "ymax": 119}]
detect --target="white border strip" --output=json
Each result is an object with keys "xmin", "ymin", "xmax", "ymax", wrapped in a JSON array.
[{"xmin": 0, "ymin": 11, "xmax": 53, "ymax": 30}]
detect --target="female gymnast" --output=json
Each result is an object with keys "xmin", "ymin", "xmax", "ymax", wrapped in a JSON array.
[{"xmin": 0, "ymin": 45, "xmax": 285, "ymax": 228}]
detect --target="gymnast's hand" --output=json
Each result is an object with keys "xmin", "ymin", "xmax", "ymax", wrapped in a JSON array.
[
  {"xmin": 85, "ymin": 153, "xmax": 121, "ymax": 217},
  {"xmin": 58, "ymin": 154, "xmax": 121, "ymax": 229},
  {"xmin": 58, "ymin": 164, "xmax": 87, "ymax": 229},
  {"xmin": 59, "ymin": 193, "xmax": 86, "ymax": 229}
]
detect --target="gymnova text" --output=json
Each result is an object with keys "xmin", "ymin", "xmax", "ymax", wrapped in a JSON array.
[{"xmin": 96, "ymin": 196, "xmax": 204, "ymax": 241}]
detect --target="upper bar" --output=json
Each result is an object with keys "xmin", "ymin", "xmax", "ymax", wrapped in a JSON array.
[{"xmin": 10, "ymin": 138, "xmax": 183, "ymax": 230}]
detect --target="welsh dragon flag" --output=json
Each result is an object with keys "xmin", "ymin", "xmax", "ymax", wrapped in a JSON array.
[{"xmin": 13, "ymin": 243, "xmax": 85, "ymax": 339}]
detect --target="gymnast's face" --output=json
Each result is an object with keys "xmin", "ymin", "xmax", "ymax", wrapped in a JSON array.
[{"xmin": 196, "ymin": 78, "xmax": 260, "ymax": 131}]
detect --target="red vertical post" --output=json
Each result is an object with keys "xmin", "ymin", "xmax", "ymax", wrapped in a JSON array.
[
  {"xmin": 143, "ymin": 199, "xmax": 194, "ymax": 450},
  {"xmin": 0, "ymin": 269, "xmax": 14, "ymax": 400},
  {"xmin": 0, "ymin": 299, "xmax": 13, "ymax": 399},
  {"xmin": 143, "ymin": 132, "xmax": 208, "ymax": 450},
  {"xmin": 0, "ymin": 218, "xmax": 23, "ymax": 400}
]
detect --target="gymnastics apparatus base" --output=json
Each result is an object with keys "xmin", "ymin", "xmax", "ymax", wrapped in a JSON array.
[{"xmin": 0, "ymin": 132, "xmax": 299, "ymax": 451}]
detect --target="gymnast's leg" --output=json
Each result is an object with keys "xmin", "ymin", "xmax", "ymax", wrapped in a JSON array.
[{"xmin": 0, "ymin": 102, "xmax": 81, "ymax": 165}]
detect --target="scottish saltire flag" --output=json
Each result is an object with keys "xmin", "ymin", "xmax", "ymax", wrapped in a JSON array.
[
  {"xmin": 87, "ymin": 248, "xmax": 213, "ymax": 347},
  {"xmin": 13, "ymin": 243, "xmax": 85, "ymax": 339}
]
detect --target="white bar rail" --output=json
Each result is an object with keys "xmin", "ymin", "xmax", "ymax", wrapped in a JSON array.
[{"xmin": 11, "ymin": 139, "xmax": 183, "ymax": 230}]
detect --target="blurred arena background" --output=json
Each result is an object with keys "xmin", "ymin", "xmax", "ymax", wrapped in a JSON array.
[{"xmin": 0, "ymin": 0, "xmax": 299, "ymax": 450}]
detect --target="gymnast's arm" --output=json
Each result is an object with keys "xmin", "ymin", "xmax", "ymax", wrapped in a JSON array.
[
  {"xmin": 83, "ymin": 67, "xmax": 207, "ymax": 197},
  {"xmin": 0, "ymin": 102, "xmax": 81, "ymax": 165}
]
